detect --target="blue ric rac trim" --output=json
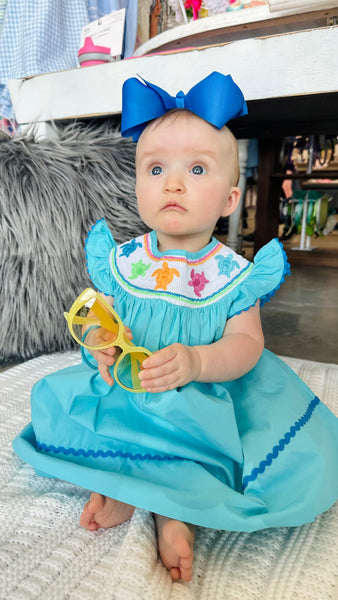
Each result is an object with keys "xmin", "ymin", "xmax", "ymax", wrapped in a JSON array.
[
  {"xmin": 36, "ymin": 442, "xmax": 184, "ymax": 462},
  {"xmin": 229, "ymin": 298, "xmax": 259, "ymax": 319},
  {"xmin": 242, "ymin": 396, "xmax": 320, "ymax": 490},
  {"xmin": 260, "ymin": 239, "xmax": 291, "ymax": 307},
  {"xmin": 228, "ymin": 239, "xmax": 291, "ymax": 319}
]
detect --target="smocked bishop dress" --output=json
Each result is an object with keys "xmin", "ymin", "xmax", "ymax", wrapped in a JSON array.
[{"xmin": 13, "ymin": 219, "xmax": 338, "ymax": 531}]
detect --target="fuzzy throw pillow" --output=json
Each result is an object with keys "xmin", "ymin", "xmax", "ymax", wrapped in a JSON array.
[{"xmin": 0, "ymin": 120, "xmax": 148, "ymax": 364}]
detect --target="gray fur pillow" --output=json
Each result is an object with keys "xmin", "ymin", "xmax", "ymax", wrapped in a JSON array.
[{"xmin": 0, "ymin": 120, "xmax": 148, "ymax": 364}]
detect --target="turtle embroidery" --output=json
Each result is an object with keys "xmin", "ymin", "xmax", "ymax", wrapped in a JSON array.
[
  {"xmin": 188, "ymin": 269, "xmax": 209, "ymax": 298},
  {"xmin": 215, "ymin": 254, "xmax": 240, "ymax": 277},
  {"xmin": 120, "ymin": 239, "xmax": 142, "ymax": 258},
  {"xmin": 151, "ymin": 261, "xmax": 180, "ymax": 290},
  {"xmin": 129, "ymin": 259, "xmax": 151, "ymax": 280}
]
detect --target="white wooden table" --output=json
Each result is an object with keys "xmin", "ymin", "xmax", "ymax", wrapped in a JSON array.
[{"xmin": 8, "ymin": 4, "xmax": 338, "ymax": 251}]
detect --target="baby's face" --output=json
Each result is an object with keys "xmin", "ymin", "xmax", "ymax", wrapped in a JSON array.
[{"xmin": 135, "ymin": 111, "xmax": 240, "ymax": 252}]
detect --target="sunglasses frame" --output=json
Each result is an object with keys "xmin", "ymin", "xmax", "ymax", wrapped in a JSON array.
[{"xmin": 64, "ymin": 288, "xmax": 152, "ymax": 392}]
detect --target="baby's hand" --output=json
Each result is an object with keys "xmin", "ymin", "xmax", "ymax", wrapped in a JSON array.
[
  {"xmin": 139, "ymin": 343, "xmax": 201, "ymax": 393},
  {"xmin": 86, "ymin": 326, "xmax": 133, "ymax": 386}
]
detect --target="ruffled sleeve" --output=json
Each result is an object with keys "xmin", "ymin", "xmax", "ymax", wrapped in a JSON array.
[
  {"xmin": 85, "ymin": 218, "xmax": 117, "ymax": 296},
  {"xmin": 228, "ymin": 238, "xmax": 290, "ymax": 318}
]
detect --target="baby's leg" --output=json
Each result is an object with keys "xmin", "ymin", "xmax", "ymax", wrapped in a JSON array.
[
  {"xmin": 80, "ymin": 492, "xmax": 135, "ymax": 531},
  {"xmin": 155, "ymin": 514, "xmax": 195, "ymax": 582}
]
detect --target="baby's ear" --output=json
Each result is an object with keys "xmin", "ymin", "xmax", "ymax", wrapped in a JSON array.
[{"xmin": 221, "ymin": 187, "xmax": 241, "ymax": 217}]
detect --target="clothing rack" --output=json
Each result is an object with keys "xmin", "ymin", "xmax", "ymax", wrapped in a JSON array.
[{"xmin": 292, "ymin": 136, "xmax": 325, "ymax": 251}]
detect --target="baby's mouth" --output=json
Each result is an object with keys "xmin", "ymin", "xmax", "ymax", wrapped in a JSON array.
[{"xmin": 162, "ymin": 202, "xmax": 186, "ymax": 212}]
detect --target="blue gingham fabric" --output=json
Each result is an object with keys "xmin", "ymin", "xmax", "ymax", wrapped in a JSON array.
[
  {"xmin": 0, "ymin": 0, "xmax": 137, "ymax": 120},
  {"xmin": 0, "ymin": 0, "xmax": 8, "ymax": 34}
]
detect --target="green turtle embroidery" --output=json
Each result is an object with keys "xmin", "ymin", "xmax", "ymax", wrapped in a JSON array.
[
  {"xmin": 129, "ymin": 259, "xmax": 151, "ymax": 279},
  {"xmin": 152, "ymin": 261, "xmax": 180, "ymax": 290}
]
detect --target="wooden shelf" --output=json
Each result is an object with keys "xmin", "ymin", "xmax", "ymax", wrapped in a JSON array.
[
  {"xmin": 271, "ymin": 171, "xmax": 338, "ymax": 180},
  {"xmin": 8, "ymin": 27, "xmax": 338, "ymax": 129},
  {"xmin": 301, "ymin": 181, "xmax": 338, "ymax": 189},
  {"xmin": 135, "ymin": 4, "xmax": 338, "ymax": 55}
]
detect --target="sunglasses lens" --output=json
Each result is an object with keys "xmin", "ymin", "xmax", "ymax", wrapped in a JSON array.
[
  {"xmin": 117, "ymin": 352, "xmax": 149, "ymax": 391},
  {"xmin": 70, "ymin": 296, "xmax": 120, "ymax": 348},
  {"xmin": 72, "ymin": 304, "xmax": 89, "ymax": 343}
]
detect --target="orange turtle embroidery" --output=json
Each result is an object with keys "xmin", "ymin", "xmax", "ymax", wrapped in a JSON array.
[{"xmin": 151, "ymin": 261, "xmax": 180, "ymax": 290}]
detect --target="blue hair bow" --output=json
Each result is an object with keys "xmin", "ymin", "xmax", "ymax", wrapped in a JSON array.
[{"xmin": 121, "ymin": 71, "xmax": 247, "ymax": 142}]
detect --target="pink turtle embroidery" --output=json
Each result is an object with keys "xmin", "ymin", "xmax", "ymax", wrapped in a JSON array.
[
  {"xmin": 188, "ymin": 269, "xmax": 209, "ymax": 297},
  {"xmin": 152, "ymin": 261, "xmax": 180, "ymax": 290}
]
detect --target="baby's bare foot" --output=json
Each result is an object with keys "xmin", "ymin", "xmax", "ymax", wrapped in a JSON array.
[
  {"xmin": 80, "ymin": 492, "xmax": 135, "ymax": 531},
  {"xmin": 155, "ymin": 514, "xmax": 195, "ymax": 582}
]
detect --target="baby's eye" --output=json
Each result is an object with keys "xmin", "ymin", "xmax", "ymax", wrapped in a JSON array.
[
  {"xmin": 151, "ymin": 166, "xmax": 163, "ymax": 176},
  {"xmin": 191, "ymin": 165, "xmax": 206, "ymax": 175}
]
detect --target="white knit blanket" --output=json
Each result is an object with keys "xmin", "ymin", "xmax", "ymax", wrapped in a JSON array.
[{"xmin": 1, "ymin": 352, "xmax": 337, "ymax": 600}]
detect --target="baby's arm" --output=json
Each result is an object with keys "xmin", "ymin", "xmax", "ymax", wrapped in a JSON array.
[{"xmin": 139, "ymin": 301, "xmax": 264, "ymax": 393}]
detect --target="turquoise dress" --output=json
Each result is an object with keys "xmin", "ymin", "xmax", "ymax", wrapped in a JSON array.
[{"xmin": 13, "ymin": 219, "xmax": 338, "ymax": 531}]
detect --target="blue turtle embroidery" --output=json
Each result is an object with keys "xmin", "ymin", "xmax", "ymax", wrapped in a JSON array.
[
  {"xmin": 215, "ymin": 254, "xmax": 240, "ymax": 277},
  {"xmin": 119, "ymin": 239, "xmax": 143, "ymax": 258}
]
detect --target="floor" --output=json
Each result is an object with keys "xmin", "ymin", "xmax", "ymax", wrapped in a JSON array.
[{"xmin": 260, "ymin": 261, "xmax": 338, "ymax": 364}]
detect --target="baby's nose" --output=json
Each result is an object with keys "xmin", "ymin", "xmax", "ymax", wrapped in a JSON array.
[{"xmin": 163, "ymin": 172, "xmax": 185, "ymax": 193}]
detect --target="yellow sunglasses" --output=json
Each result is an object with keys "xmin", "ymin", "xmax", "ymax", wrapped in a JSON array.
[{"xmin": 64, "ymin": 288, "xmax": 152, "ymax": 392}]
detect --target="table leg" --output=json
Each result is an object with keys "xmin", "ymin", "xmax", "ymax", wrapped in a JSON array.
[{"xmin": 254, "ymin": 137, "xmax": 283, "ymax": 254}]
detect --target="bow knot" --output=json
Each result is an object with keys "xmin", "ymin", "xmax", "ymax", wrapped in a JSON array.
[
  {"xmin": 121, "ymin": 71, "xmax": 247, "ymax": 142},
  {"xmin": 175, "ymin": 91, "xmax": 186, "ymax": 109}
]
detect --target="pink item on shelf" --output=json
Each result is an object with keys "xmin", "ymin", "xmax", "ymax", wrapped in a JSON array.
[
  {"xmin": 78, "ymin": 36, "xmax": 114, "ymax": 67},
  {"xmin": 244, "ymin": 1, "xmax": 266, "ymax": 6},
  {"xmin": 185, "ymin": 0, "xmax": 203, "ymax": 20},
  {"xmin": 227, "ymin": 0, "xmax": 244, "ymax": 9}
]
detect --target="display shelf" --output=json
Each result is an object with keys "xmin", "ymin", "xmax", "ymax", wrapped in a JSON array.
[
  {"xmin": 134, "ymin": 2, "xmax": 338, "ymax": 54},
  {"xmin": 8, "ymin": 26, "xmax": 338, "ymax": 128}
]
